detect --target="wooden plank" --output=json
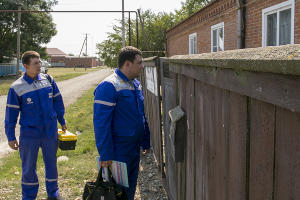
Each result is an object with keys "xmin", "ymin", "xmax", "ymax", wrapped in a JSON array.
[
  {"xmin": 274, "ymin": 107, "xmax": 300, "ymax": 199},
  {"xmin": 195, "ymin": 80, "xmax": 205, "ymax": 200},
  {"xmin": 227, "ymin": 92, "xmax": 247, "ymax": 200},
  {"xmin": 184, "ymin": 76, "xmax": 195, "ymax": 200},
  {"xmin": 170, "ymin": 63, "xmax": 300, "ymax": 113},
  {"xmin": 176, "ymin": 74, "xmax": 187, "ymax": 200},
  {"xmin": 203, "ymin": 83, "xmax": 217, "ymax": 200},
  {"xmin": 156, "ymin": 65, "xmax": 164, "ymax": 174},
  {"xmin": 162, "ymin": 75, "xmax": 177, "ymax": 200},
  {"xmin": 215, "ymin": 87, "xmax": 230, "ymax": 200},
  {"xmin": 249, "ymin": 99, "xmax": 275, "ymax": 200}
]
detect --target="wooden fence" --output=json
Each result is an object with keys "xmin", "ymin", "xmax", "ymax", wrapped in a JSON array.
[
  {"xmin": 141, "ymin": 45, "xmax": 300, "ymax": 200},
  {"xmin": 140, "ymin": 57, "xmax": 164, "ymax": 174}
]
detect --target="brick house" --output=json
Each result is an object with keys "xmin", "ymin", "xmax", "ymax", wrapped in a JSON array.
[
  {"xmin": 166, "ymin": 0, "xmax": 300, "ymax": 56},
  {"xmin": 46, "ymin": 48, "xmax": 103, "ymax": 67}
]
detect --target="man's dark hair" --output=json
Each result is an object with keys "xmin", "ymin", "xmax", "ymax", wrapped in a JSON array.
[
  {"xmin": 21, "ymin": 51, "xmax": 40, "ymax": 65},
  {"xmin": 118, "ymin": 46, "xmax": 142, "ymax": 68}
]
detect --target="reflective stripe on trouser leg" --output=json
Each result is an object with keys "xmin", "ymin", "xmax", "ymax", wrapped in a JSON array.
[
  {"xmin": 41, "ymin": 137, "xmax": 59, "ymax": 198},
  {"xmin": 19, "ymin": 137, "xmax": 40, "ymax": 200}
]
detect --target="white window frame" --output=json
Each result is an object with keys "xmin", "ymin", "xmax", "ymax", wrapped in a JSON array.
[
  {"xmin": 189, "ymin": 33, "xmax": 197, "ymax": 54},
  {"xmin": 262, "ymin": 0, "xmax": 295, "ymax": 47},
  {"xmin": 211, "ymin": 22, "xmax": 224, "ymax": 52}
]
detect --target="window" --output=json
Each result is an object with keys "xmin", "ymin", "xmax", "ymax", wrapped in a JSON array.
[
  {"xmin": 262, "ymin": 0, "xmax": 294, "ymax": 46},
  {"xmin": 211, "ymin": 22, "xmax": 224, "ymax": 52},
  {"xmin": 189, "ymin": 33, "xmax": 197, "ymax": 54}
]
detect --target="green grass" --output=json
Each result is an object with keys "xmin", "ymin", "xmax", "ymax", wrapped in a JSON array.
[
  {"xmin": 0, "ymin": 76, "xmax": 18, "ymax": 96},
  {"xmin": 0, "ymin": 66, "xmax": 106, "ymax": 96},
  {"xmin": 0, "ymin": 88, "xmax": 99, "ymax": 200}
]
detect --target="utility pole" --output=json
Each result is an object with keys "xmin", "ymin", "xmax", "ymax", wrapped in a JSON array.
[
  {"xmin": 85, "ymin": 33, "xmax": 87, "ymax": 56},
  {"xmin": 128, "ymin": 12, "xmax": 131, "ymax": 46},
  {"xmin": 122, "ymin": 0, "xmax": 125, "ymax": 47},
  {"xmin": 17, "ymin": 0, "xmax": 21, "ymax": 76},
  {"xmin": 79, "ymin": 34, "xmax": 88, "ymax": 57}
]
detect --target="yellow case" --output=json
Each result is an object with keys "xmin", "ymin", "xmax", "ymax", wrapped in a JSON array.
[{"xmin": 58, "ymin": 130, "xmax": 77, "ymax": 141}]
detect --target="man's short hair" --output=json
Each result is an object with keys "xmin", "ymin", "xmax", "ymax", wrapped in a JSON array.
[
  {"xmin": 21, "ymin": 51, "xmax": 40, "ymax": 65},
  {"xmin": 118, "ymin": 46, "xmax": 142, "ymax": 68}
]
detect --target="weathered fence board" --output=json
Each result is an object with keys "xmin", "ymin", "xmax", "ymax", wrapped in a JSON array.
[
  {"xmin": 195, "ymin": 80, "xmax": 205, "ymax": 200},
  {"xmin": 160, "ymin": 58, "xmax": 177, "ymax": 200},
  {"xmin": 274, "ymin": 107, "xmax": 300, "ymax": 199},
  {"xmin": 227, "ymin": 92, "xmax": 247, "ymax": 200},
  {"xmin": 249, "ymin": 99, "xmax": 275, "ymax": 200},
  {"xmin": 180, "ymin": 75, "xmax": 195, "ymax": 200}
]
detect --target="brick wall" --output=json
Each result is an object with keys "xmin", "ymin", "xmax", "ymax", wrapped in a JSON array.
[
  {"xmin": 167, "ymin": 0, "xmax": 300, "ymax": 56},
  {"xmin": 50, "ymin": 56, "xmax": 65, "ymax": 63},
  {"xmin": 245, "ymin": 0, "xmax": 300, "ymax": 48},
  {"xmin": 167, "ymin": 0, "xmax": 238, "ymax": 56},
  {"xmin": 64, "ymin": 57, "xmax": 97, "ymax": 68},
  {"xmin": 49, "ymin": 56, "xmax": 99, "ymax": 68}
]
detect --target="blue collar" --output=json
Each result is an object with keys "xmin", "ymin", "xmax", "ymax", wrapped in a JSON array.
[
  {"xmin": 23, "ymin": 73, "xmax": 41, "ymax": 84},
  {"xmin": 115, "ymin": 68, "xmax": 130, "ymax": 82}
]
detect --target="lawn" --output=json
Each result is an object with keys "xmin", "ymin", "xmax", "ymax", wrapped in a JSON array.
[
  {"xmin": 47, "ymin": 66, "xmax": 106, "ymax": 82},
  {"xmin": 0, "ymin": 88, "xmax": 99, "ymax": 200},
  {"xmin": 0, "ymin": 76, "xmax": 15, "ymax": 96},
  {"xmin": 0, "ymin": 66, "xmax": 106, "ymax": 96}
]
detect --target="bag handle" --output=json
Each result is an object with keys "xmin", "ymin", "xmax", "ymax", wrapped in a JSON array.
[{"xmin": 96, "ymin": 166, "xmax": 116, "ymax": 186}]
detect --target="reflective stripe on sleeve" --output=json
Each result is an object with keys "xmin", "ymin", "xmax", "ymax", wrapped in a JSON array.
[
  {"xmin": 53, "ymin": 92, "xmax": 61, "ymax": 98},
  {"xmin": 94, "ymin": 100, "xmax": 116, "ymax": 106},
  {"xmin": 6, "ymin": 104, "xmax": 20, "ymax": 109}
]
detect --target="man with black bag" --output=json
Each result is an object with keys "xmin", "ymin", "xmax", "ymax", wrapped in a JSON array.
[{"xmin": 92, "ymin": 46, "xmax": 151, "ymax": 200}]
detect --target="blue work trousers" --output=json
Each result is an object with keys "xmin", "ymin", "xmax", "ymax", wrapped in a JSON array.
[
  {"xmin": 19, "ymin": 136, "xmax": 59, "ymax": 200},
  {"xmin": 114, "ymin": 154, "xmax": 140, "ymax": 200}
]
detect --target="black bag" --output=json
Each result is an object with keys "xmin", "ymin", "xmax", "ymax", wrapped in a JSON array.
[{"xmin": 82, "ymin": 167, "xmax": 128, "ymax": 200}]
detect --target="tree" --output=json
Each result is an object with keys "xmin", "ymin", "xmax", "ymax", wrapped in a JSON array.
[
  {"xmin": 174, "ymin": 0, "xmax": 211, "ymax": 23},
  {"xmin": 96, "ymin": 22, "xmax": 123, "ymax": 68},
  {"xmin": 0, "ymin": 0, "xmax": 58, "ymax": 63},
  {"xmin": 96, "ymin": 0, "xmax": 211, "ymax": 67},
  {"xmin": 97, "ymin": 10, "xmax": 176, "ymax": 67}
]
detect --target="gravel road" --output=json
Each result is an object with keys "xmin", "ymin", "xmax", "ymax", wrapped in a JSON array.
[{"xmin": 0, "ymin": 68, "xmax": 113, "ymax": 158}]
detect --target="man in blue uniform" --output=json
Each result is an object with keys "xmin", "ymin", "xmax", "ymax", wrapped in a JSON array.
[
  {"xmin": 5, "ymin": 51, "xmax": 66, "ymax": 200},
  {"xmin": 93, "ymin": 46, "xmax": 150, "ymax": 200}
]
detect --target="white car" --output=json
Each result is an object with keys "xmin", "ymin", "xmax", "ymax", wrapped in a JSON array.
[{"xmin": 41, "ymin": 60, "xmax": 51, "ymax": 74}]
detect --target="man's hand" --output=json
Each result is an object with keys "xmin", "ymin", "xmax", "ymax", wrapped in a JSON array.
[
  {"xmin": 100, "ymin": 160, "xmax": 112, "ymax": 168},
  {"xmin": 142, "ymin": 149, "xmax": 150, "ymax": 155},
  {"xmin": 61, "ymin": 124, "xmax": 67, "ymax": 132},
  {"xmin": 8, "ymin": 140, "xmax": 19, "ymax": 150}
]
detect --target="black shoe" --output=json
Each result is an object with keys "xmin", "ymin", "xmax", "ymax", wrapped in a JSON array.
[{"xmin": 47, "ymin": 196, "xmax": 64, "ymax": 200}]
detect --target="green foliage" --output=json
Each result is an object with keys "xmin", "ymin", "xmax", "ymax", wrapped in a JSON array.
[
  {"xmin": 175, "ymin": 0, "xmax": 211, "ymax": 23},
  {"xmin": 0, "ymin": 0, "xmax": 58, "ymax": 62},
  {"xmin": 96, "ymin": 22, "xmax": 123, "ymax": 68},
  {"xmin": 96, "ymin": 0, "xmax": 210, "ymax": 67}
]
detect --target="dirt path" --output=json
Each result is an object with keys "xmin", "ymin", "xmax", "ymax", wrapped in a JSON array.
[{"xmin": 0, "ymin": 68, "xmax": 113, "ymax": 158}]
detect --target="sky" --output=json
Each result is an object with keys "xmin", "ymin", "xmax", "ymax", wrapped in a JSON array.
[{"xmin": 46, "ymin": 0, "xmax": 183, "ymax": 56}]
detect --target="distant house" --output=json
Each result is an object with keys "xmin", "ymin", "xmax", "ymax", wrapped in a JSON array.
[
  {"xmin": 46, "ymin": 48, "xmax": 103, "ymax": 67},
  {"xmin": 166, "ymin": 0, "xmax": 300, "ymax": 56},
  {"xmin": 46, "ymin": 48, "xmax": 67, "ymax": 66}
]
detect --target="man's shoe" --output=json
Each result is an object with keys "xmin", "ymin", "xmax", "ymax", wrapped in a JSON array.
[{"xmin": 47, "ymin": 196, "xmax": 64, "ymax": 200}]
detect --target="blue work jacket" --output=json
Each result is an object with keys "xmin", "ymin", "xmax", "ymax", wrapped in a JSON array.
[
  {"xmin": 93, "ymin": 69, "xmax": 150, "ymax": 161},
  {"xmin": 4, "ymin": 73, "xmax": 65, "ymax": 141}
]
